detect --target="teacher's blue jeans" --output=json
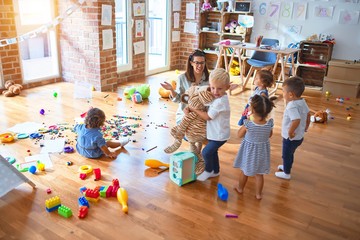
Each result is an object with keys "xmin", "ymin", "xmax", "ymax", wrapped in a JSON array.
[{"xmin": 202, "ymin": 140, "xmax": 226, "ymax": 174}]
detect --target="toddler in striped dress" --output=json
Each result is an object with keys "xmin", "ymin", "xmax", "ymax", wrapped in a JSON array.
[{"xmin": 233, "ymin": 95, "xmax": 275, "ymax": 200}]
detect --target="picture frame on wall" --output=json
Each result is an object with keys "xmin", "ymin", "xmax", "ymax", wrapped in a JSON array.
[{"xmin": 234, "ymin": 1, "xmax": 251, "ymax": 13}]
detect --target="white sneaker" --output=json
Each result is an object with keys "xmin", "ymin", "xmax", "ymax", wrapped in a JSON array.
[
  {"xmin": 277, "ymin": 165, "xmax": 284, "ymax": 171},
  {"xmin": 275, "ymin": 171, "xmax": 291, "ymax": 180},
  {"xmin": 210, "ymin": 172, "xmax": 220, "ymax": 178},
  {"xmin": 197, "ymin": 171, "xmax": 213, "ymax": 181},
  {"xmin": 119, "ymin": 137, "xmax": 130, "ymax": 147}
]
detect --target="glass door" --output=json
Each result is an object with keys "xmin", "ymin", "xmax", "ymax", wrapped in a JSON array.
[
  {"xmin": 115, "ymin": 0, "xmax": 132, "ymax": 72},
  {"xmin": 145, "ymin": 0, "xmax": 170, "ymax": 75},
  {"xmin": 13, "ymin": 0, "xmax": 59, "ymax": 82}
]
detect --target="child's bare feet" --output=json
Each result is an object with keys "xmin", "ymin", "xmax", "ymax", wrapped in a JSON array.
[
  {"xmin": 255, "ymin": 194, "xmax": 262, "ymax": 200},
  {"xmin": 234, "ymin": 185, "xmax": 243, "ymax": 194}
]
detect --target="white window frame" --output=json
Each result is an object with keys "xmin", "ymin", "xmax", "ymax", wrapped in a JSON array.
[{"xmin": 116, "ymin": 0, "xmax": 132, "ymax": 72}]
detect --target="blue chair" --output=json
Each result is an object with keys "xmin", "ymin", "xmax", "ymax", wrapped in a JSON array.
[{"xmin": 243, "ymin": 38, "xmax": 279, "ymax": 88}]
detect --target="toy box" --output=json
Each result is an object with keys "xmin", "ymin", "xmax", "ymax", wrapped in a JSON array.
[
  {"xmin": 327, "ymin": 59, "xmax": 360, "ymax": 82},
  {"xmin": 323, "ymin": 77, "xmax": 360, "ymax": 98},
  {"xmin": 170, "ymin": 152, "xmax": 197, "ymax": 186}
]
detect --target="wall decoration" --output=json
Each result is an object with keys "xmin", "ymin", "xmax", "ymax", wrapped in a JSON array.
[
  {"xmin": 135, "ymin": 20, "xmax": 144, "ymax": 38},
  {"xmin": 174, "ymin": 12, "xmax": 180, "ymax": 29},
  {"xmin": 133, "ymin": 41, "xmax": 145, "ymax": 55},
  {"xmin": 172, "ymin": 31, "xmax": 180, "ymax": 42},
  {"xmin": 173, "ymin": 0, "xmax": 181, "ymax": 12},
  {"xmin": 186, "ymin": 3, "xmax": 195, "ymax": 19},
  {"xmin": 101, "ymin": 4, "xmax": 112, "ymax": 26},
  {"xmin": 259, "ymin": 2, "xmax": 267, "ymax": 15},
  {"xmin": 133, "ymin": 3, "xmax": 145, "ymax": 17},
  {"xmin": 267, "ymin": 2, "xmax": 281, "ymax": 19},
  {"xmin": 281, "ymin": 2, "xmax": 293, "ymax": 19},
  {"xmin": 285, "ymin": 25, "xmax": 302, "ymax": 35},
  {"xmin": 102, "ymin": 29, "xmax": 113, "ymax": 50},
  {"xmin": 314, "ymin": 6, "xmax": 334, "ymax": 18},
  {"xmin": 264, "ymin": 20, "xmax": 278, "ymax": 32},
  {"xmin": 293, "ymin": 2, "xmax": 307, "ymax": 21},
  {"xmin": 339, "ymin": 10, "xmax": 360, "ymax": 24}
]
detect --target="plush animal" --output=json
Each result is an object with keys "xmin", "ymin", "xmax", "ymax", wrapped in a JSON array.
[
  {"xmin": 224, "ymin": 20, "xmax": 238, "ymax": 33},
  {"xmin": 164, "ymin": 85, "xmax": 214, "ymax": 174},
  {"xmin": 201, "ymin": 0, "xmax": 212, "ymax": 11},
  {"xmin": 2, "ymin": 80, "xmax": 23, "ymax": 97},
  {"xmin": 158, "ymin": 80, "xmax": 177, "ymax": 98},
  {"xmin": 235, "ymin": 25, "xmax": 246, "ymax": 35},
  {"xmin": 310, "ymin": 109, "xmax": 330, "ymax": 123},
  {"xmin": 123, "ymin": 84, "xmax": 150, "ymax": 100}
]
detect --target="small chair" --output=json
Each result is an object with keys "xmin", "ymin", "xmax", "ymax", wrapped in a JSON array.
[{"xmin": 243, "ymin": 38, "xmax": 279, "ymax": 89}]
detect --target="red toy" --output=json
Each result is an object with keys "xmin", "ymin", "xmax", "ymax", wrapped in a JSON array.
[
  {"xmin": 93, "ymin": 168, "xmax": 101, "ymax": 181},
  {"xmin": 78, "ymin": 206, "xmax": 88, "ymax": 219}
]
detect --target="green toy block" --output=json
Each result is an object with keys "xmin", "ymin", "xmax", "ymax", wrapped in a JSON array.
[{"xmin": 58, "ymin": 205, "xmax": 73, "ymax": 218}]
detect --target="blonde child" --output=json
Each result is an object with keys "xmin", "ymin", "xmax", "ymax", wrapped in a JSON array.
[
  {"xmin": 74, "ymin": 108, "xmax": 130, "ymax": 159},
  {"xmin": 189, "ymin": 68, "xmax": 231, "ymax": 181},
  {"xmin": 233, "ymin": 95, "xmax": 275, "ymax": 199},
  {"xmin": 275, "ymin": 76, "xmax": 310, "ymax": 180},
  {"xmin": 238, "ymin": 69, "xmax": 274, "ymax": 126}
]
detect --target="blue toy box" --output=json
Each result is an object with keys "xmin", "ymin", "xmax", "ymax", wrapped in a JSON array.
[{"xmin": 170, "ymin": 151, "xmax": 197, "ymax": 186}]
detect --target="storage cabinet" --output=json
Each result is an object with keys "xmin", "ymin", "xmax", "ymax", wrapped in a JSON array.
[
  {"xmin": 199, "ymin": 9, "xmax": 252, "ymax": 69},
  {"xmin": 296, "ymin": 41, "xmax": 334, "ymax": 87}
]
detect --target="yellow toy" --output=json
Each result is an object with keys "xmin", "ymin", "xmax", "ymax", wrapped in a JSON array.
[
  {"xmin": 117, "ymin": 187, "xmax": 128, "ymax": 213},
  {"xmin": 0, "ymin": 132, "xmax": 15, "ymax": 143},
  {"xmin": 229, "ymin": 60, "xmax": 240, "ymax": 76},
  {"xmin": 78, "ymin": 165, "xmax": 93, "ymax": 174},
  {"xmin": 158, "ymin": 80, "xmax": 177, "ymax": 98},
  {"xmin": 145, "ymin": 159, "xmax": 169, "ymax": 168}
]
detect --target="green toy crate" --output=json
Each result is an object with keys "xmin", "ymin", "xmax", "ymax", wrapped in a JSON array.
[{"xmin": 170, "ymin": 152, "xmax": 197, "ymax": 186}]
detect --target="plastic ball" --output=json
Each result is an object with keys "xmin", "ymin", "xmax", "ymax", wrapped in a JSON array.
[
  {"xmin": 40, "ymin": 109, "xmax": 45, "ymax": 115},
  {"xmin": 53, "ymin": 92, "xmax": 58, "ymax": 97},
  {"xmin": 175, "ymin": 69, "xmax": 179, "ymax": 74},
  {"xmin": 28, "ymin": 165, "xmax": 37, "ymax": 174},
  {"xmin": 37, "ymin": 162, "xmax": 45, "ymax": 171}
]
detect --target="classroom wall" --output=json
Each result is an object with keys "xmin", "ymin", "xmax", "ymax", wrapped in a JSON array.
[{"xmin": 250, "ymin": 0, "xmax": 360, "ymax": 60}]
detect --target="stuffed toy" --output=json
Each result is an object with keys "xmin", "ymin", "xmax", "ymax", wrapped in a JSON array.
[
  {"xmin": 131, "ymin": 91, "xmax": 143, "ymax": 103},
  {"xmin": 310, "ymin": 109, "xmax": 330, "ymax": 123},
  {"xmin": 224, "ymin": 20, "xmax": 238, "ymax": 33},
  {"xmin": 235, "ymin": 25, "xmax": 246, "ymax": 35},
  {"xmin": 123, "ymin": 84, "xmax": 150, "ymax": 101},
  {"xmin": 2, "ymin": 80, "xmax": 23, "ymax": 97},
  {"xmin": 158, "ymin": 80, "xmax": 177, "ymax": 98},
  {"xmin": 164, "ymin": 85, "xmax": 214, "ymax": 174},
  {"xmin": 201, "ymin": 0, "xmax": 212, "ymax": 11}
]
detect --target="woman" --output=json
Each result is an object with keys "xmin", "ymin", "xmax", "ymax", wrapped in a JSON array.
[{"xmin": 161, "ymin": 49, "xmax": 210, "ymax": 124}]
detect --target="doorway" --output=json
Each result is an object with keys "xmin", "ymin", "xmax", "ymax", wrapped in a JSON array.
[{"xmin": 145, "ymin": 0, "xmax": 170, "ymax": 76}]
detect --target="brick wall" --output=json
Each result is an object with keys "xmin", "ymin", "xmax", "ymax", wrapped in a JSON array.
[
  {"xmin": 0, "ymin": 0, "xmax": 22, "ymax": 88},
  {"xmin": 0, "ymin": 0, "xmax": 202, "ymax": 92}
]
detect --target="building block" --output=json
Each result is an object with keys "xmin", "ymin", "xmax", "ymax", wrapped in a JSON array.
[
  {"xmin": 106, "ymin": 185, "xmax": 113, "ymax": 198},
  {"xmin": 45, "ymin": 196, "xmax": 61, "ymax": 212},
  {"xmin": 111, "ymin": 185, "xmax": 119, "ymax": 197},
  {"xmin": 79, "ymin": 186, "xmax": 87, "ymax": 194},
  {"xmin": 84, "ymin": 189, "xmax": 100, "ymax": 202},
  {"xmin": 79, "ymin": 173, "xmax": 87, "ymax": 180},
  {"xmin": 100, "ymin": 186, "xmax": 108, "ymax": 198},
  {"xmin": 78, "ymin": 196, "xmax": 90, "ymax": 208},
  {"xmin": 170, "ymin": 151, "xmax": 197, "ymax": 186},
  {"xmin": 78, "ymin": 206, "xmax": 88, "ymax": 219},
  {"xmin": 93, "ymin": 168, "xmax": 101, "ymax": 180},
  {"xmin": 112, "ymin": 179, "xmax": 120, "ymax": 187},
  {"xmin": 58, "ymin": 205, "xmax": 73, "ymax": 218}
]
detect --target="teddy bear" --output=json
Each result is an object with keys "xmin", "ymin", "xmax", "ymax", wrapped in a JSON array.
[
  {"xmin": 224, "ymin": 20, "xmax": 238, "ymax": 33},
  {"xmin": 164, "ymin": 85, "xmax": 214, "ymax": 174},
  {"xmin": 310, "ymin": 109, "xmax": 330, "ymax": 123},
  {"xmin": 2, "ymin": 80, "xmax": 23, "ymax": 97},
  {"xmin": 158, "ymin": 80, "xmax": 177, "ymax": 98}
]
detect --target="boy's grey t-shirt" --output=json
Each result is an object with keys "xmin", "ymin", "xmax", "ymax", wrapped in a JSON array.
[{"xmin": 282, "ymin": 98, "xmax": 309, "ymax": 140}]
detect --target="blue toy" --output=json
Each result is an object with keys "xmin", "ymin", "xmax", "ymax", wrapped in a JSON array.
[{"xmin": 217, "ymin": 183, "xmax": 228, "ymax": 201}]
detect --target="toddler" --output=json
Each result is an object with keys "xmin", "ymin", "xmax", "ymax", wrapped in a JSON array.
[
  {"xmin": 275, "ymin": 76, "xmax": 310, "ymax": 180},
  {"xmin": 190, "ymin": 68, "xmax": 231, "ymax": 181},
  {"xmin": 233, "ymin": 95, "xmax": 275, "ymax": 199},
  {"xmin": 238, "ymin": 69, "xmax": 274, "ymax": 126},
  {"xmin": 74, "ymin": 108, "xmax": 130, "ymax": 159}
]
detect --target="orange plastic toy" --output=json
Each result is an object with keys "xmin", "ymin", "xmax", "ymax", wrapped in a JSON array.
[
  {"xmin": 145, "ymin": 159, "xmax": 169, "ymax": 169},
  {"xmin": 0, "ymin": 133, "xmax": 15, "ymax": 143}
]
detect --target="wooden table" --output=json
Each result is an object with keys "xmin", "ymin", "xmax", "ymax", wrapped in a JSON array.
[{"xmin": 215, "ymin": 42, "xmax": 300, "ymax": 95}]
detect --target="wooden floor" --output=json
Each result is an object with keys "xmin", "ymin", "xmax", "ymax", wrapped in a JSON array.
[{"xmin": 0, "ymin": 71, "xmax": 359, "ymax": 240}]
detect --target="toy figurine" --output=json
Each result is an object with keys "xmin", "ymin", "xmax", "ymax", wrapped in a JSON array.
[{"xmin": 202, "ymin": 0, "xmax": 212, "ymax": 11}]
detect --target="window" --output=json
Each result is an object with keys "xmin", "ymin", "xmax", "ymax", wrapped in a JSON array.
[
  {"xmin": 115, "ymin": 0, "xmax": 132, "ymax": 72},
  {"xmin": 13, "ymin": 0, "xmax": 60, "ymax": 82}
]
